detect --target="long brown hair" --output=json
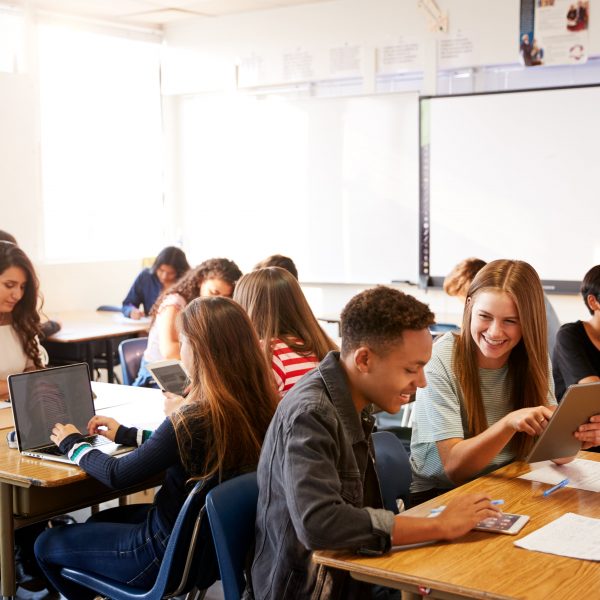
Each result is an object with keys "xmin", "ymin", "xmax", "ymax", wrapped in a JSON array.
[
  {"xmin": 149, "ymin": 257, "xmax": 242, "ymax": 320},
  {"xmin": 454, "ymin": 259, "xmax": 549, "ymax": 458},
  {"xmin": 233, "ymin": 267, "xmax": 338, "ymax": 364},
  {"xmin": 171, "ymin": 296, "xmax": 277, "ymax": 479},
  {"xmin": 0, "ymin": 242, "xmax": 43, "ymax": 369}
]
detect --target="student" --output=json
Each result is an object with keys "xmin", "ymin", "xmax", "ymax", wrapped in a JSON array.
[
  {"xmin": 254, "ymin": 254, "xmax": 298, "ymax": 280},
  {"xmin": 443, "ymin": 257, "xmax": 561, "ymax": 356},
  {"xmin": 35, "ymin": 296, "xmax": 278, "ymax": 599},
  {"xmin": 443, "ymin": 257, "xmax": 486, "ymax": 301},
  {"xmin": 0, "ymin": 242, "xmax": 45, "ymax": 398},
  {"xmin": 122, "ymin": 246, "xmax": 190, "ymax": 319},
  {"xmin": 234, "ymin": 267, "xmax": 337, "ymax": 397},
  {"xmin": 0, "ymin": 231, "xmax": 60, "ymax": 339},
  {"xmin": 553, "ymin": 265, "xmax": 600, "ymax": 400},
  {"xmin": 134, "ymin": 257, "xmax": 242, "ymax": 387},
  {"xmin": 252, "ymin": 286, "xmax": 499, "ymax": 600},
  {"xmin": 410, "ymin": 260, "xmax": 558, "ymax": 506}
]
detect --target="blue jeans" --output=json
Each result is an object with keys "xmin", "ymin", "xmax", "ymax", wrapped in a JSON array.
[
  {"xmin": 34, "ymin": 504, "xmax": 169, "ymax": 599},
  {"xmin": 132, "ymin": 357, "xmax": 159, "ymax": 388}
]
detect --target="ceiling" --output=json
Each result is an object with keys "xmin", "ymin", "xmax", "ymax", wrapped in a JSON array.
[{"xmin": 27, "ymin": 0, "xmax": 334, "ymax": 27}]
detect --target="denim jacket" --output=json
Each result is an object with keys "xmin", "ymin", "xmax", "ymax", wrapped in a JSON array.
[{"xmin": 251, "ymin": 352, "xmax": 395, "ymax": 600}]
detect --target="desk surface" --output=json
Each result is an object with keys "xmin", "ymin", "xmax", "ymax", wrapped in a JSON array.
[
  {"xmin": 46, "ymin": 310, "xmax": 150, "ymax": 343},
  {"xmin": 314, "ymin": 452, "xmax": 600, "ymax": 600},
  {"xmin": 0, "ymin": 382, "xmax": 163, "ymax": 488}
]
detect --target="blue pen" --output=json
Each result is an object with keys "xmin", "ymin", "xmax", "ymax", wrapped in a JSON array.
[
  {"xmin": 543, "ymin": 478, "xmax": 570, "ymax": 497},
  {"xmin": 491, "ymin": 499, "xmax": 504, "ymax": 506}
]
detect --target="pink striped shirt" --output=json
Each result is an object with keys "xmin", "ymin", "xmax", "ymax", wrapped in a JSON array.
[{"xmin": 271, "ymin": 338, "xmax": 319, "ymax": 398}]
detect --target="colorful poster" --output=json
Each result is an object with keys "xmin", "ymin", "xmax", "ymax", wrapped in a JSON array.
[{"xmin": 520, "ymin": 0, "xmax": 589, "ymax": 66}]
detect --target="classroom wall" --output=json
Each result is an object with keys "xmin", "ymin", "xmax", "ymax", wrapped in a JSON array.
[
  {"xmin": 1, "ymin": 0, "xmax": 597, "ymax": 322},
  {"xmin": 160, "ymin": 0, "xmax": 596, "ymax": 325}
]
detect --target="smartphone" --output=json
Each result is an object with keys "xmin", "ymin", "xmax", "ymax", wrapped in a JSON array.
[
  {"xmin": 474, "ymin": 513, "xmax": 530, "ymax": 535},
  {"xmin": 146, "ymin": 360, "xmax": 189, "ymax": 396}
]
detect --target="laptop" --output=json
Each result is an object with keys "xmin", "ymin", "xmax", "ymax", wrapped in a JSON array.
[
  {"xmin": 526, "ymin": 381, "xmax": 600, "ymax": 463},
  {"xmin": 8, "ymin": 363, "xmax": 132, "ymax": 464}
]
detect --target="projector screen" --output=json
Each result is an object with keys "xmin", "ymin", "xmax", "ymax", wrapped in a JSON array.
[{"xmin": 422, "ymin": 86, "xmax": 600, "ymax": 292}]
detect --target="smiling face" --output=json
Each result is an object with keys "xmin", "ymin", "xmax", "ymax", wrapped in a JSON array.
[
  {"xmin": 469, "ymin": 290, "xmax": 522, "ymax": 369},
  {"xmin": 0, "ymin": 266, "xmax": 27, "ymax": 315},
  {"xmin": 347, "ymin": 328, "xmax": 432, "ymax": 414}
]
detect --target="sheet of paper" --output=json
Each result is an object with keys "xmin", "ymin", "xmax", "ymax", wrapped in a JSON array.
[
  {"xmin": 112, "ymin": 315, "xmax": 151, "ymax": 325},
  {"xmin": 0, "ymin": 400, "xmax": 11, "ymax": 410},
  {"xmin": 518, "ymin": 459, "xmax": 600, "ymax": 492},
  {"xmin": 515, "ymin": 513, "xmax": 600, "ymax": 561}
]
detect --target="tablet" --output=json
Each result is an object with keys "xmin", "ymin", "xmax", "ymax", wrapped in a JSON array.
[
  {"xmin": 474, "ymin": 513, "xmax": 529, "ymax": 535},
  {"xmin": 526, "ymin": 381, "xmax": 600, "ymax": 463},
  {"xmin": 146, "ymin": 360, "xmax": 189, "ymax": 396}
]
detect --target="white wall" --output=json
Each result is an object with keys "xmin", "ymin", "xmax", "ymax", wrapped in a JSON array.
[{"xmin": 1, "ymin": 0, "xmax": 597, "ymax": 319}]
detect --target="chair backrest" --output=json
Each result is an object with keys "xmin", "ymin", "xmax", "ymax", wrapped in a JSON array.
[
  {"xmin": 372, "ymin": 431, "xmax": 412, "ymax": 514},
  {"xmin": 96, "ymin": 305, "xmax": 123, "ymax": 312},
  {"xmin": 118, "ymin": 337, "xmax": 148, "ymax": 385},
  {"xmin": 205, "ymin": 472, "xmax": 259, "ymax": 600},
  {"xmin": 61, "ymin": 477, "xmax": 220, "ymax": 600}
]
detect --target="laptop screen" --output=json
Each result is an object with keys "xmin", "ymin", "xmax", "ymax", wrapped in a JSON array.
[{"xmin": 9, "ymin": 364, "xmax": 95, "ymax": 451}]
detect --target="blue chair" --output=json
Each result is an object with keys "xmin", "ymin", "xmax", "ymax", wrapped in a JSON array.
[
  {"xmin": 61, "ymin": 479, "xmax": 219, "ymax": 600},
  {"xmin": 429, "ymin": 322, "xmax": 460, "ymax": 335},
  {"xmin": 372, "ymin": 431, "xmax": 412, "ymax": 514},
  {"xmin": 205, "ymin": 472, "xmax": 258, "ymax": 600},
  {"xmin": 118, "ymin": 337, "xmax": 148, "ymax": 385}
]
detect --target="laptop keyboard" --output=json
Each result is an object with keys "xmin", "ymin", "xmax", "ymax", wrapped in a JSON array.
[{"xmin": 36, "ymin": 435, "xmax": 111, "ymax": 455}]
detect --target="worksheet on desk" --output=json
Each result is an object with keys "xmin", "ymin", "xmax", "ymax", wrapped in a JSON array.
[
  {"xmin": 515, "ymin": 513, "xmax": 600, "ymax": 561},
  {"xmin": 519, "ymin": 459, "xmax": 600, "ymax": 492}
]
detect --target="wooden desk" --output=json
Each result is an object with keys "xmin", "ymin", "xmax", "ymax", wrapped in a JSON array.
[
  {"xmin": 43, "ymin": 311, "xmax": 149, "ymax": 383},
  {"xmin": 0, "ymin": 382, "xmax": 163, "ymax": 598},
  {"xmin": 314, "ymin": 452, "xmax": 600, "ymax": 600}
]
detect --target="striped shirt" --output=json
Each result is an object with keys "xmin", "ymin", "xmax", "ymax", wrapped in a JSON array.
[
  {"xmin": 410, "ymin": 332, "xmax": 556, "ymax": 493},
  {"xmin": 271, "ymin": 338, "xmax": 319, "ymax": 398}
]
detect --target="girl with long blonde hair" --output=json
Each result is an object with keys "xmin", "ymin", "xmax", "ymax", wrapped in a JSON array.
[
  {"xmin": 35, "ymin": 296, "xmax": 277, "ymax": 599},
  {"xmin": 410, "ymin": 260, "xmax": 557, "ymax": 506},
  {"xmin": 234, "ymin": 267, "xmax": 338, "ymax": 397}
]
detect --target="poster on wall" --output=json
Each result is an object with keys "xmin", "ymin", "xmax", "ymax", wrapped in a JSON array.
[{"xmin": 520, "ymin": 0, "xmax": 589, "ymax": 66}]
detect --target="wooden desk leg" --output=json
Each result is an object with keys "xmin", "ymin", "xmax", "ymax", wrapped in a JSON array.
[{"xmin": 0, "ymin": 482, "xmax": 16, "ymax": 599}]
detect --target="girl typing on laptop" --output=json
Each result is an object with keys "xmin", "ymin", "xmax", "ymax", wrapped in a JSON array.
[{"xmin": 34, "ymin": 296, "xmax": 278, "ymax": 599}]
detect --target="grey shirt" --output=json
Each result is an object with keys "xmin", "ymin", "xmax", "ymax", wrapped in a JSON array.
[{"xmin": 251, "ymin": 351, "xmax": 395, "ymax": 600}]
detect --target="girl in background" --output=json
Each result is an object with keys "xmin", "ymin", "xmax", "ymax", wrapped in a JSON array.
[
  {"xmin": 122, "ymin": 246, "xmax": 190, "ymax": 320},
  {"xmin": 134, "ymin": 257, "xmax": 242, "ymax": 387},
  {"xmin": 0, "ymin": 242, "xmax": 44, "ymax": 397},
  {"xmin": 234, "ymin": 267, "xmax": 337, "ymax": 397},
  {"xmin": 35, "ymin": 296, "xmax": 278, "ymax": 599}
]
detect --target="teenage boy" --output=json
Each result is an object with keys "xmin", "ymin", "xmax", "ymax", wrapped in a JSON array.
[{"xmin": 252, "ymin": 286, "xmax": 499, "ymax": 600}]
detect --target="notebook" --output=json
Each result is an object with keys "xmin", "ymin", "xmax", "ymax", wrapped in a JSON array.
[{"xmin": 8, "ymin": 363, "xmax": 132, "ymax": 464}]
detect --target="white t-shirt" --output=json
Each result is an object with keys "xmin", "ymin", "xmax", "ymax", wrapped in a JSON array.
[
  {"xmin": 143, "ymin": 293, "xmax": 187, "ymax": 363},
  {"xmin": 0, "ymin": 324, "xmax": 33, "ymax": 380}
]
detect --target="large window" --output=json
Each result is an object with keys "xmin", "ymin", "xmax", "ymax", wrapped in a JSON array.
[
  {"xmin": 0, "ymin": 7, "xmax": 24, "ymax": 73},
  {"xmin": 38, "ymin": 23, "xmax": 164, "ymax": 262}
]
